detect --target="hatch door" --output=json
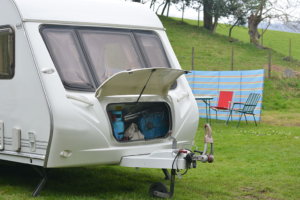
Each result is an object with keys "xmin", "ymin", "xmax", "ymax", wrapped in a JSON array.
[{"xmin": 95, "ymin": 68, "xmax": 186, "ymax": 98}]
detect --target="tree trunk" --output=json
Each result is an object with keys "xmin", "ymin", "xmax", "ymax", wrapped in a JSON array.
[
  {"xmin": 182, "ymin": 4, "xmax": 185, "ymax": 21},
  {"xmin": 212, "ymin": 16, "xmax": 219, "ymax": 34},
  {"xmin": 161, "ymin": 0, "xmax": 170, "ymax": 15},
  {"xmin": 156, "ymin": 0, "xmax": 165, "ymax": 14},
  {"xmin": 203, "ymin": 0, "xmax": 213, "ymax": 31},
  {"xmin": 198, "ymin": 8, "xmax": 200, "ymax": 27},
  {"xmin": 150, "ymin": 0, "xmax": 154, "ymax": 8},
  {"xmin": 229, "ymin": 20, "xmax": 239, "ymax": 37},
  {"xmin": 248, "ymin": 14, "xmax": 262, "ymax": 46},
  {"xmin": 167, "ymin": 2, "xmax": 170, "ymax": 17},
  {"xmin": 132, "ymin": 0, "xmax": 141, "ymax": 2}
]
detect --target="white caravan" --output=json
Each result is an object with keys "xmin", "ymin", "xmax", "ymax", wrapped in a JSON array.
[{"xmin": 0, "ymin": 0, "xmax": 214, "ymax": 198}]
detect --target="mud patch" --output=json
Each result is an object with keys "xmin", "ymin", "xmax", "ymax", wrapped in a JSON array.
[{"xmin": 237, "ymin": 187, "xmax": 280, "ymax": 200}]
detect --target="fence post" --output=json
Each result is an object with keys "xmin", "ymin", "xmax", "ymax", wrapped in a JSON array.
[
  {"xmin": 268, "ymin": 48, "xmax": 271, "ymax": 79},
  {"xmin": 231, "ymin": 46, "xmax": 234, "ymax": 71},
  {"xmin": 261, "ymin": 29, "xmax": 263, "ymax": 50},
  {"xmin": 192, "ymin": 47, "xmax": 194, "ymax": 70},
  {"xmin": 289, "ymin": 39, "xmax": 291, "ymax": 62}
]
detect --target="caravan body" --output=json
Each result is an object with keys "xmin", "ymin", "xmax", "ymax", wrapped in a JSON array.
[{"xmin": 0, "ymin": 0, "xmax": 199, "ymax": 171}]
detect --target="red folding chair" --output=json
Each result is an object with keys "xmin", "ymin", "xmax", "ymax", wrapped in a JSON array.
[{"xmin": 210, "ymin": 91, "xmax": 234, "ymax": 121}]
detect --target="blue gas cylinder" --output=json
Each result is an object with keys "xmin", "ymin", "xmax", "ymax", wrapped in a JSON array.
[{"xmin": 111, "ymin": 111, "xmax": 124, "ymax": 134}]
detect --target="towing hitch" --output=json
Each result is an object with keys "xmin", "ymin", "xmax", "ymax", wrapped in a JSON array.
[{"xmin": 149, "ymin": 124, "xmax": 214, "ymax": 198}]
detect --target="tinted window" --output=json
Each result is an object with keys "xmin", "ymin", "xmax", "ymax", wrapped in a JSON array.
[
  {"xmin": 42, "ymin": 28, "xmax": 95, "ymax": 90},
  {"xmin": 0, "ymin": 26, "xmax": 14, "ymax": 79},
  {"xmin": 78, "ymin": 29, "xmax": 144, "ymax": 85},
  {"xmin": 133, "ymin": 32, "xmax": 170, "ymax": 68}
]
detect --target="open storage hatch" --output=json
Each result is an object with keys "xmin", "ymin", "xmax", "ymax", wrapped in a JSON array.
[
  {"xmin": 96, "ymin": 68, "xmax": 188, "ymax": 142},
  {"xmin": 107, "ymin": 102, "xmax": 171, "ymax": 142}
]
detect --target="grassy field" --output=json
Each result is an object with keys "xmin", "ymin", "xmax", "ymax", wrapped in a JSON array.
[
  {"xmin": 0, "ymin": 16, "xmax": 300, "ymax": 200},
  {"xmin": 170, "ymin": 17, "xmax": 300, "ymax": 61},
  {"xmin": 161, "ymin": 16, "xmax": 300, "ymax": 73},
  {"xmin": 0, "ymin": 118, "xmax": 299, "ymax": 200}
]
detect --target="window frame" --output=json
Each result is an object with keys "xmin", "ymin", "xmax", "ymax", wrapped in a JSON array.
[
  {"xmin": 0, "ymin": 25, "xmax": 15, "ymax": 79},
  {"xmin": 40, "ymin": 25, "xmax": 176, "ymax": 92}
]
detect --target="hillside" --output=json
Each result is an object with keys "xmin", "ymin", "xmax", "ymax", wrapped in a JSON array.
[
  {"xmin": 181, "ymin": 18, "xmax": 300, "ymax": 61},
  {"xmin": 159, "ymin": 16, "xmax": 300, "ymax": 123}
]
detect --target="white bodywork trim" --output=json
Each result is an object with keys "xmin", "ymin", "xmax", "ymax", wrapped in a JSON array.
[
  {"xmin": 23, "ymin": 19, "xmax": 166, "ymax": 31},
  {"xmin": 120, "ymin": 149, "xmax": 186, "ymax": 169},
  {"xmin": 21, "ymin": 22, "xmax": 54, "ymax": 168},
  {"xmin": 13, "ymin": 0, "xmax": 164, "ymax": 30},
  {"xmin": 0, "ymin": 150, "xmax": 45, "ymax": 160},
  {"xmin": 66, "ymin": 94, "xmax": 94, "ymax": 106},
  {"xmin": 177, "ymin": 93, "xmax": 190, "ymax": 102}
]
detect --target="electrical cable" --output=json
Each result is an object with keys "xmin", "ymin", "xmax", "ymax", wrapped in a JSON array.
[
  {"xmin": 172, "ymin": 152, "xmax": 179, "ymax": 171},
  {"xmin": 181, "ymin": 149, "xmax": 191, "ymax": 176},
  {"xmin": 181, "ymin": 168, "xmax": 188, "ymax": 175}
]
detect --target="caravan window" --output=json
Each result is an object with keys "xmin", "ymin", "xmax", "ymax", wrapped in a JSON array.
[
  {"xmin": 0, "ymin": 26, "xmax": 14, "ymax": 79},
  {"xmin": 42, "ymin": 28, "xmax": 95, "ymax": 91},
  {"xmin": 133, "ymin": 31, "xmax": 171, "ymax": 68},
  {"xmin": 78, "ymin": 29, "xmax": 145, "ymax": 85},
  {"xmin": 41, "ymin": 26, "xmax": 173, "ymax": 91}
]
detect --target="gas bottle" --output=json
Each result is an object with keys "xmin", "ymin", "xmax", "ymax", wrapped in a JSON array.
[{"xmin": 111, "ymin": 111, "xmax": 124, "ymax": 134}]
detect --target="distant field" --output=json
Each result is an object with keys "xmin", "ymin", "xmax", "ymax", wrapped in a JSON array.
[{"xmin": 172, "ymin": 17, "xmax": 300, "ymax": 61}]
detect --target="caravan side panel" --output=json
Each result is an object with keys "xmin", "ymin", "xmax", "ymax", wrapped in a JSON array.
[{"xmin": 0, "ymin": 0, "xmax": 51, "ymax": 166}]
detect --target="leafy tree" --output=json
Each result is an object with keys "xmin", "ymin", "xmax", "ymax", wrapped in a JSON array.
[
  {"xmin": 200, "ymin": 0, "xmax": 231, "ymax": 34},
  {"xmin": 247, "ymin": 0, "xmax": 300, "ymax": 47},
  {"xmin": 192, "ymin": 0, "xmax": 202, "ymax": 27},
  {"xmin": 173, "ymin": 0, "xmax": 193, "ymax": 21},
  {"xmin": 227, "ymin": 0, "xmax": 257, "ymax": 37}
]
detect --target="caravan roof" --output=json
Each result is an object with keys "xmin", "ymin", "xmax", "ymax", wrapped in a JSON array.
[{"xmin": 13, "ymin": 0, "xmax": 164, "ymax": 30}]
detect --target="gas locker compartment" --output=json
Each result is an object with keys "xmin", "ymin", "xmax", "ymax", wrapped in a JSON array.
[{"xmin": 107, "ymin": 102, "xmax": 172, "ymax": 142}]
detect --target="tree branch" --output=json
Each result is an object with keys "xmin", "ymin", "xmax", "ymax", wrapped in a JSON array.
[{"xmin": 254, "ymin": 0, "xmax": 264, "ymax": 16}]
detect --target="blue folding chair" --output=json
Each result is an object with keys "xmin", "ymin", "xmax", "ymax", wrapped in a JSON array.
[{"xmin": 226, "ymin": 93, "xmax": 261, "ymax": 128}]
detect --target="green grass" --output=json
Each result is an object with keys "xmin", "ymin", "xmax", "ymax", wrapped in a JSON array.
[
  {"xmin": 0, "ymin": 118, "xmax": 299, "ymax": 199},
  {"xmin": 174, "ymin": 17, "xmax": 300, "ymax": 61},
  {"xmin": 161, "ymin": 16, "xmax": 300, "ymax": 72}
]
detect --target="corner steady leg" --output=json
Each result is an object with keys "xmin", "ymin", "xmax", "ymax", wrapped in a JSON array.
[
  {"xmin": 31, "ymin": 166, "xmax": 50, "ymax": 197},
  {"xmin": 169, "ymin": 169, "xmax": 176, "ymax": 198},
  {"xmin": 162, "ymin": 168, "xmax": 171, "ymax": 180},
  {"xmin": 151, "ymin": 169, "xmax": 176, "ymax": 198}
]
